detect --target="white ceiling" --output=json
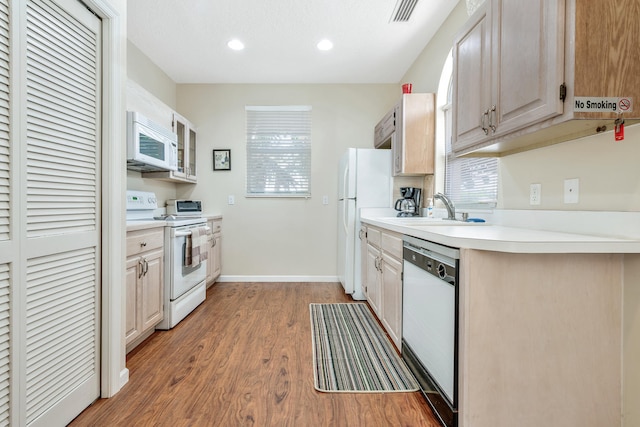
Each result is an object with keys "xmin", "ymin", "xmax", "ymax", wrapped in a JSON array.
[{"xmin": 127, "ymin": 0, "xmax": 460, "ymax": 84}]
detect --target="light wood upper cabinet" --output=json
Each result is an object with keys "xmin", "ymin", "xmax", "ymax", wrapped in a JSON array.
[
  {"xmin": 394, "ymin": 94, "xmax": 436, "ymax": 176},
  {"xmin": 172, "ymin": 112, "xmax": 198, "ymax": 182},
  {"xmin": 453, "ymin": 0, "xmax": 640, "ymax": 157},
  {"xmin": 374, "ymin": 93, "xmax": 435, "ymax": 176},
  {"xmin": 452, "ymin": 5, "xmax": 492, "ymax": 151},
  {"xmin": 453, "ymin": 0, "xmax": 564, "ymax": 153}
]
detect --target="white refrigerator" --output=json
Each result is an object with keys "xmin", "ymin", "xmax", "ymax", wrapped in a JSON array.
[{"xmin": 337, "ymin": 148, "xmax": 392, "ymax": 300}]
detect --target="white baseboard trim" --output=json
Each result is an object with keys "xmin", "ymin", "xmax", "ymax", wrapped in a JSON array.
[
  {"xmin": 119, "ymin": 368, "xmax": 129, "ymax": 389},
  {"xmin": 217, "ymin": 275, "xmax": 339, "ymax": 283}
]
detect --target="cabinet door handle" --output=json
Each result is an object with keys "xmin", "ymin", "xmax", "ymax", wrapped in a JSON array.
[
  {"xmin": 489, "ymin": 105, "xmax": 497, "ymax": 133},
  {"xmin": 138, "ymin": 258, "xmax": 145, "ymax": 279},
  {"xmin": 481, "ymin": 109, "xmax": 489, "ymax": 135},
  {"xmin": 144, "ymin": 258, "xmax": 149, "ymax": 276}
]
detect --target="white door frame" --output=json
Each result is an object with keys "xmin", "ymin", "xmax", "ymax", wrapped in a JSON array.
[{"xmin": 83, "ymin": 0, "xmax": 127, "ymax": 398}]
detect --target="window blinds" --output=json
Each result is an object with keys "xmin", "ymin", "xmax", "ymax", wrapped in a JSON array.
[
  {"xmin": 443, "ymin": 103, "xmax": 498, "ymax": 208},
  {"xmin": 246, "ymin": 106, "xmax": 311, "ymax": 197}
]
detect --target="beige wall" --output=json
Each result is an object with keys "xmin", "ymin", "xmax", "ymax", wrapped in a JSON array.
[
  {"xmin": 402, "ymin": 1, "xmax": 468, "ymax": 94},
  {"xmin": 127, "ymin": 41, "xmax": 176, "ymax": 109},
  {"xmin": 500, "ymin": 124, "xmax": 640, "ymax": 211},
  {"xmin": 175, "ymin": 84, "xmax": 398, "ymax": 277}
]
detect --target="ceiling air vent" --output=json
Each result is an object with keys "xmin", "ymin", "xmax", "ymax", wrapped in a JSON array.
[{"xmin": 390, "ymin": 0, "xmax": 419, "ymax": 22}]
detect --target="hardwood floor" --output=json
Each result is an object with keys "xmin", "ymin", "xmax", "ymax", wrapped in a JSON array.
[{"xmin": 70, "ymin": 282, "xmax": 440, "ymax": 426}]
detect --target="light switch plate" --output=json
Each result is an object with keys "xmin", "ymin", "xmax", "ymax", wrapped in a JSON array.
[
  {"xmin": 564, "ymin": 178, "xmax": 579, "ymax": 204},
  {"xmin": 228, "ymin": 195, "xmax": 235, "ymax": 205}
]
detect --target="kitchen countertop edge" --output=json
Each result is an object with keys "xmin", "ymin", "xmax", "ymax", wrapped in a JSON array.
[
  {"xmin": 126, "ymin": 220, "xmax": 166, "ymax": 232},
  {"xmin": 361, "ymin": 215, "xmax": 640, "ymax": 254},
  {"xmin": 127, "ymin": 214, "xmax": 222, "ymax": 232}
]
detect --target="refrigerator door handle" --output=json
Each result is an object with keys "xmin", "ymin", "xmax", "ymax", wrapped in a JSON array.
[
  {"xmin": 342, "ymin": 164, "xmax": 349, "ymax": 200},
  {"xmin": 342, "ymin": 165, "xmax": 350, "ymax": 233},
  {"xmin": 342, "ymin": 198, "xmax": 349, "ymax": 233}
]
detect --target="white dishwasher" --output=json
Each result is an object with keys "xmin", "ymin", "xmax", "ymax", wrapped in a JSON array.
[{"xmin": 402, "ymin": 235, "xmax": 459, "ymax": 427}]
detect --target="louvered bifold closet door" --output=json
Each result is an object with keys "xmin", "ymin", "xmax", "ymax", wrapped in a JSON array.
[
  {"xmin": 23, "ymin": 0, "xmax": 101, "ymax": 425},
  {"xmin": 0, "ymin": 0, "xmax": 11, "ymax": 425}
]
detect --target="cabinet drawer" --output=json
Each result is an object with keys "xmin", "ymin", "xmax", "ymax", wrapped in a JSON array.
[
  {"xmin": 381, "ymin": 231, "xmax": 403, "ymax": 260},
  {"xmin": 209, "ymin": 219, "xmax": 222, "ymax": 233},
  {"xmin": 126, "ymin": 227, "xmax": 164, "ymax": 256},
  {"xmin": 367, "ymin": 226, "xmax": 382, "ymax": 248}
]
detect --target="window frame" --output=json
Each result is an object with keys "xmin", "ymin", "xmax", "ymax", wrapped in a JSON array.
[{"xmin": 245, "ymin": 105, "xmax": 312, "ymax": 198}]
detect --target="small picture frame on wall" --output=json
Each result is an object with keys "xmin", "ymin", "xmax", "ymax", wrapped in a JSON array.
[{"xmin": 213, "ymin": 149, "xmax": 231, "ymax": 171}]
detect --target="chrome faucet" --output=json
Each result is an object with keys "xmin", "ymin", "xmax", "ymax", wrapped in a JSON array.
[{"xmin": 434, "ymin": 193, "xmax": 456, "ymax": 220}]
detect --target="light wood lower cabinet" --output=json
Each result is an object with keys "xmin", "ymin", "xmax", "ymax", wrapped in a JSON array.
[
  {"xmin": 363, "ymin": 226, "xmax": 382, "ymax": 316},
  {"xmin": 206, "ymin": 218, "xmax": 222, "ymax": 286},
  {"xmin": 126, "ymin": 227, "xmax": 164, "ymax": 352},
  {"xmin": 365, "ymin": 242, "xmax": 382, "ymax": 316},
  {"xmin": 380, "ymin": 232, "xmax": 403, "ymax": 349},
  {"xmin": 363, "ymin": 225, "xmax": 403, "ymax": 349},
  {"xmin": 459, "ymin": 249, "xmax": 623, "ymax": 427}
]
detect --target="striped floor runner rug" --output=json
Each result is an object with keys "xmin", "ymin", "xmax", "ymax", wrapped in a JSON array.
[{"xmin": 310, "ymin": 303, "xmax": 419, "ymax": 392}]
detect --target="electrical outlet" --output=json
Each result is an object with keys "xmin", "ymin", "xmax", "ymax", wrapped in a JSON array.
[
  {"xmin": 564, "ymin": 178, "xmax": 579, "ymax": 204},
  {"xmin": 322, "ymin": 195, "xmax": 329, "ymax": 205},
  {"xmin": 529, "ymin": 183, "xmax": 541, "ymax": 205},
  {"xmin": 228, "ymin": 195, "xmax": 235, "ymax": 205}
]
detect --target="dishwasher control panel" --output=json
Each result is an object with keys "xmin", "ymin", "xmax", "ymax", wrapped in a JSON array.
[{"xmin": 402, "ymin": 237, "xmax": 458, "ymax": 286}]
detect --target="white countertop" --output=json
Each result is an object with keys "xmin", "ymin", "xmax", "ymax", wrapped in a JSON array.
[
  {"xmin": 126, "ymin": 214, "xmax": 222, "ymax": 232},
  {"xmin": 361, "ymin": 210, "xmax": 640, "ymax": 254}
]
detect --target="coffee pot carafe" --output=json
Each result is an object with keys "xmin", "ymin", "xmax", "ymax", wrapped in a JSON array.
[{"xmin": 394, "ymin": 187, "xmax": 422, "ymax": 217}]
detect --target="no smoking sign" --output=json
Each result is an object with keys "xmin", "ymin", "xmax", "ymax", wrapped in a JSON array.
[
  {"xmin": 619, "ymin": 98, "xmax": 632, "ymax": 111},
  {"xmin": 574, "ymin": 96, "xmax": 634, "ymax": 113}
]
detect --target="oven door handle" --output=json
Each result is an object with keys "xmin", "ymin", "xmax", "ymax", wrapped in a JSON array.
[{"xmin": 175, "ymin": 226, "xmax": 211, "ymax": 237}]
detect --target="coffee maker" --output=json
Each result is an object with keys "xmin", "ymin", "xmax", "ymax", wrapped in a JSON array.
[{"xmin": 394, "ymin": 187, "xmax": 422, "ymax": 217}]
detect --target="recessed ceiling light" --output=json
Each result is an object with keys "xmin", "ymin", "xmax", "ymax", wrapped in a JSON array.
[
  {"xmin": 227, "ymin": 39, "xmax": 245, "ymax": 51},
  {"xmin": 317, "ymin": 39, "xmax": 333, "ymax": 51}
]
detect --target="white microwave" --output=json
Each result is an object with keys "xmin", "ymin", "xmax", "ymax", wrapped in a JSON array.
[{"xmin": 126, "ymin": 111, "xmax": 178, "ymax": 172}]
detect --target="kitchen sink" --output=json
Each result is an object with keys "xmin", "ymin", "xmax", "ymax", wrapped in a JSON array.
[{"xmin": 377, "ymin": 217, "xmax": 484, "ymax": 226}]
